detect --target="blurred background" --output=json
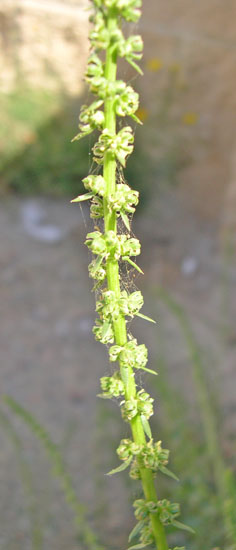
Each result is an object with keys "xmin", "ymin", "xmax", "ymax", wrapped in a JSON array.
[{"xmin": 0, "ymin": 1, "xmax": 236, "ymax": 549}]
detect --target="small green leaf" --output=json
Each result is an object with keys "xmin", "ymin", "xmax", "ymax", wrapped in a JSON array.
[
  {"xmin": 71, "ymin": 192, "xmax": 94, "ymax": 203},
  {"xmin": 127, "ymin": 59, "xmax": 144, "ymax": 76},
  {"xmin": 172, "ymin": 520, "xmax": 195, "ymax": 534},
  {"xmin": 125, "ymin": 258, "xmax": 144, "ymax": 274},
  {"xmin": 136, "ymin": 313, "xmax": 156, "ymax": 324},
  {"xmin": 120, "ymin": 211, "xmax": 130, "ymax": 230},
  {"xmin": 131, "ymin": 113, "xmax": 143, "ymax": 125},
  {"xmin": 101, "ymin": 321, "xmax": 111, "ymax": 339},
  {"xmin": 128, "ymin": 521, "xmax": 146, "ymax": 542},
  {"xmin": 127, "ymin": 543, "xmax": 150, "ymax": 550},
  {"xmin": 136, "ymin": 365, "xmax": 158, "ymax": 376},
  {"xmin": 97, "ymin": 393, "xmax": 112, "ymax": 399},
  {"xmin": 93, "ymin": 255, "xmax": 103, "ymax": 272},
  {"xmin": 71, "ymin": 129, "xmax": 92, "ymax": 142},
  {"xmin": 107, "ymin": 456, "xmax": 132, "ymax": 476},
  {"xmin": 159, "ymin": 466, "xmax": 179, "ymax": 482},
  {"xmin": 117, "ymin": 152, "xmax": 126, "ymax": 167},
  {"xmin": 140, "ymin": 415, "xmax": 152, "ymax": 439}
]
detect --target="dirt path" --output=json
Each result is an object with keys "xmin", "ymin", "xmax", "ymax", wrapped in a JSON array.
[{"xmin": 0, "ymin": 192, "xmax": 235, "ymax": 549}]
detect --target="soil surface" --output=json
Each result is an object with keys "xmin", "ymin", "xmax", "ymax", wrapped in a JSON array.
[{"xmin": 0, "ymin": 190, "xmax": 235, "ymax": 549}]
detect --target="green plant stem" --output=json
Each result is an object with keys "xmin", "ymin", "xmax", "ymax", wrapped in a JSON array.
[
  {"xmin": 156, "ymin": 288, "xmax": 225, "ymax": 494},
  {"xmin": 0, "ymin": 409, "xmax": 43, "ymax": 550},
  {"xmin": 3, "ymin": 396, "xmax": 103, "ymax": 550},
  {"xmin": 102, "ymin": 13, "xmax": 168, "ymax": 550}
]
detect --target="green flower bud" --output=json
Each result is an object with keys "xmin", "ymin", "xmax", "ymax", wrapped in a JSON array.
[
  {"xmin": 157, "ymin": 499, "xmax": 180, "ymax": 525},
  {"xmin": 140, "ymin": 440, "xmax": 169, "ymax": 473},
  {"xmin": 93, "ymin": 0, "xmax": 141, "ymax": 23},
  {"xmin": 137, "ymin": 390, "xmax": 154, "ymax": 419},
  {"xmin": 83, "ymin": 175, "xmax": 106, "ymax": 196},
  {"xmin": 121, "ymin": 397, "xmax": 138, "ymax": 421},
  {"xmin": 127, "ymin": 290, "xmax": 144, "ymax": 315},
  {"xmin": 146, "ymin": 501, "xmax": 158, "ymax": 514},
  {"xmin": 93, "ymin": 319, "xmax": 114, "ymax": 344},
  {"xmin": 108, "ymin": 183, "xmax": 139, "ymax": 215},
  {"xmin": 90, "ymin": 197, "xmax": 104, "ymax": 219},
  {"xmin": 129, "ymin": 458, "xmax": 141, "ymax": 480},
  {"xmin": 140, "ymin": 523, "xmax": 155, "ymax": 545},
  {"xmin": 121, "ymin": 237, "xmax": 141, "ymax": 257},
  {"xmin": 113, "ymin": 339, "xmax": 148, "ymax": 370},
  {"xmin": 116, "ymin": 34, "xmax": 143, "ymax": 73},
  {"xmin": 117, "ymin": 438, "xmax": 141, "ymax": 461},
  {"xmin": 85, "ymin": 54, "xmax": 104, "ymax": 81},
  {"xmin": 88, "ymin": 260, "xmax": 106, "ymax": 281},
  {"xmin": 117, "ymin": 439, "xmax": 133, "ymax": 461},
  {"xmin": 89, "ymin": 76, "xmax": 107, "ymax": 95},
  {"xmin": 85, "ymin": 231, "xmax": 107, "ymax": 256},
  {"xmin": 100, "ymin": 372, "xmax": 125, "ymax": 397},
  {"xmin": 133, "ymin": 499, "xmax": 149, "ymax": 521},
  {"xmin": 93, "ymin": 127, "xmax": 134, "ymax": 167},
  {"xmin": 72, "ymin": 99, "xmax": 105, "ymax": 140},
  {"xmin": 115, "ymin": 85, "xmax": 139, "ymax": 118},
  {"xmin": 117, "ymin": 0, "xmax": 142, "ymax": 22},
  {"xmin": 109, "ymin": 344, "xmax": 123, "ymax": 362},
  {"xmin": 135, "ymin": 344, "xmax": 148, "ymax": 368},
  {"xmin": 90, "ymin": 12, "xmax": 110, "ymax": 50}
]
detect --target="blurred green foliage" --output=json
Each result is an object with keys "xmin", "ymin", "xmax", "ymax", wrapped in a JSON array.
[
  {"xmin": 0, "ymin": 88, "xmax": 90, "ymax": 196},
  {"xmin": 0, "ymin": 87, "xmax": 153, "ymax": 199},
  {"xmin": 151, "ymin": 289, "xmax": 236, "ymax": 550},
  {"xmin": 154, "ymin": 360, "xmax": 225, "ymax": 550},
  {"xmin": 0, "ymin": 82, "xmax": 186, "ymax": 201}
]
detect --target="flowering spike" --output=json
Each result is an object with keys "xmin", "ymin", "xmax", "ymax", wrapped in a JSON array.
[{"xmin": 72, "ymin": 1, "xmax": 192, "ymax": 549}]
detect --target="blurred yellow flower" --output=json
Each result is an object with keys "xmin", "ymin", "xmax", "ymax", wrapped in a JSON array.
[
  {"xmin": 136, "ymin": 108, "xmax": 149, "ymax": 122},
  {"xmin": 146, "ymin": 58, "xmax": 163, "ymax": 72},
  {"xmin": 182, "ymin": 112, "xmax": 198, "ymax": 125}
]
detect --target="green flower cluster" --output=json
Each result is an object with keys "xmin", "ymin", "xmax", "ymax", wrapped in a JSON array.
[
  {"xmin": 85, "ymin": 231, "xmax": 140, "ymax": 261},
  {"xmin": 72, "ymin": 175, "xmax": 139, "ymax": 230},
  {"xmin": 96, "ymin": 290, "xmax": 143, "ymax": 321},
  {"xmin": 109, "ymin": 338, "xmax": 147, "ymax": 368},
  {"xmin": 93, "ymin": 0, "xmax": 142, "ymax": 23},
  {"xmin": 134, "ymin": 498, "xmax": 180, "ymax": 525},
  {"xmin": 93, "ymin": 317, "xmax": 115, "ymax": 344},
  {"xmin": 108, "ymin": 183, "xmax": 139, "ymax": 214},
  {"xmin": 116, "ymin": 438, "xmax": 170, "ymax": 479},
  {"xmin": 73, "ymin": 100, "xmax": 104, "ymax": 141},
  {"xmin": 100, "ymin": 372, "xmax": 125, "ymax": 397},
  {"xmin": 93, "ymin": 289, "xmax": 156, "ymax": 347},
  {"xmin": 120, "ymin": 390, "xmax": 154, "ymax": 422},
  {"xmin": 129, "ymin": 499, "xmax": 182, "ymax": 549},
  {"xmin": 93, "ymin": 126, "xmax": 134, "ymax": 166}
]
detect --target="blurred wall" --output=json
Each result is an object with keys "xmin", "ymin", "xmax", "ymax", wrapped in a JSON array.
[
  {"xmin": 140, "ymin": 0, "xmax": 236, "ymax": 226},
  {"xmin": 0, "ymin": 0, "xmax": 89, "ymax": 94}
]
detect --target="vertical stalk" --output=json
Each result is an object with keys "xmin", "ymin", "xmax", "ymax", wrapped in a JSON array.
[
  {"xmin": 102, "ymin": 12, "xmax": 168, "ymax": 550},
  {"xmin": 71, "ymin": 2, "xmax": 189, "ymax": 548}
]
